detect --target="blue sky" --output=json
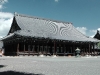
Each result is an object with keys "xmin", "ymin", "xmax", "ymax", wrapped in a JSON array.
[{"xmin": 0, "ymin": 0, "xmax": 100, "ymax": 38}]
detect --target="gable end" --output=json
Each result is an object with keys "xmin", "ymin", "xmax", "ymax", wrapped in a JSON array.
[{"xmin": 8, "ymin": 17, "xmax": 21, "ymax": 35}]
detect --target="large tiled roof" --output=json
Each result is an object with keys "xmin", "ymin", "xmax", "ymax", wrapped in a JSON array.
[{"xmin": 3, "ymin": 13, "xmax": 100, "ymax": 42}]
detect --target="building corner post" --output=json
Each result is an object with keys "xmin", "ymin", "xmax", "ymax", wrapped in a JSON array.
[{"xmin": 17, "ymin": 43, "xmax": 19, "ymax": 56}]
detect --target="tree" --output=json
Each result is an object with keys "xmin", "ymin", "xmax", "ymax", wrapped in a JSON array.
[{"xmin": 97, "ymin": 42, "xmax": 100, "ymax": 49}]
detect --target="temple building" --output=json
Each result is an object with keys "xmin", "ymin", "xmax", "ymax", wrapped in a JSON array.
[{"xmin": 1, "ymin": 13, "xmax": 100, "ymax": 56}]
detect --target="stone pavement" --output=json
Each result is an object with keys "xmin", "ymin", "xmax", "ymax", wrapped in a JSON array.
[{"xmin": 0, "ymin": 56, "xmax": 100, "ymax": 75}]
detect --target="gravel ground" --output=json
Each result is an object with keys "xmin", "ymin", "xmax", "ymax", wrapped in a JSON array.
[{"xmin": 0, "ymin": 56, "xmax": 100, "ymax": 75}]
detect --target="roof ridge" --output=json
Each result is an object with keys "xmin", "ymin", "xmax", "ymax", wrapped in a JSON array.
[{"xmin": 14, "ymin": 12, "xmax": 72, "ymax": 24}]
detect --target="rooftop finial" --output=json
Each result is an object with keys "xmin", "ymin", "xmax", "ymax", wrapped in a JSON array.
[
  {"xmin": 14, "ymin": 12, "xmax": 17, "ymax": 16},
  {"xmin": 97, "ymin": 30, "xmax": 99, "ymax": 34}
]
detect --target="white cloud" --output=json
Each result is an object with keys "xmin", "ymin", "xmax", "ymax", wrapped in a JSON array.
[
  {"xmin": 89, "ymin": 28, "xmax": 100, "ymax": 38},
  {"xmin": 76, "ymin": 27, "xmax": 98, "ymax": 38},
  {"xmin": 89, "ymin": 30, "xmax": 96, "ymax": 38},
  {"xmin": 54, "ymin": 0, "xmax": 59, "ymax": 2},
  {"xmin": 0, "ymin": 12, "xmax": 13, "ymax": 38},
  {"xmin": 0, "ymin": 0, "xmax": 13, "ymax": 38},
  {"xmin": 0, "ymin": 12, "xmax": 13, "ymax": 18},
  {"xmin": 97, "ymin": 28, "xmax": 100, "ymax": 31},
  {"xmin": 0, "ymin": 5, "xmax": 2, "ymax": 9},
  {"xmin": 76, "ymin": 27, "xmax": 87, "ymax": 35},
  {"xmin": 0, "ymin": 0, "xmax": 8, "ymax": 4},
  {"xmin": 90, "ymin": 29, "xmax": 97, "ymax": 33},
  {"xmin": 0, "ymin": 0, "xmax": 8, "ymax": 10}
]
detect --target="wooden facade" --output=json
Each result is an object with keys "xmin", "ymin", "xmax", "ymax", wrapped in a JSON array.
[
  {"xmin": 3, "ymin": 35, "xmax": 98, "ymax": 56},
  {"xmin": 2, "ymin": 13, "xmax": 99, "ymax": 56}
]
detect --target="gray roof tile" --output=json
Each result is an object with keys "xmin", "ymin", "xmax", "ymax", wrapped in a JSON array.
[{"xmin": 2, "ymin": 13, "xmax": 100, "ymax": 42}]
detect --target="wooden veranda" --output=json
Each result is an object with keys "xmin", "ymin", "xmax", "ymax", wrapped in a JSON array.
[{"xmin": 3, "ymin": 36, "xmax": 98, "ymax": 56}]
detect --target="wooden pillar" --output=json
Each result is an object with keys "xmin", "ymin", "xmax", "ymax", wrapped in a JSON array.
[
  {"xmin": 24, "ymin": 44, "xmax": 25, "ymax": 56},
  {"xmin": 28, "ymin": 45, "xmax": 30, "ymax": 56},
  {"xmin": 84, "ymin": 45, "xmax": 86, "ymax": 55},
  {"xmin": 32, "ymin": 45, "xmax": 34, "ymax": 56},
  {"xmin": 64, "ymin": 44, "xmax": 65, "ymax": 56},
  {"xmin": 11, "ymin": 44, "xmax": 13, "ymax": 56},
  {"xmin": 89, "ymin": 43, "xmax": 90, "ymax": 55},
  {"xmin": 45, "ymin": 41, "xmax": 48, "ymax": 56},
  {"xmin": 93, "ymin": 44, "xmax": 95, "ymax": 52},
  {"xmin": 96, "ymin": 43, "xmax": 98, "ymax": 56},
  {"xmin": 80, "ymin": 42, "xmax": 82, "ymax": 56},
  {"xmin": 41, "ymin": 45, "xmax": 43, "ymax": 55},
  {"xmin": 43, "ymin": 43, "xmax": 44, "ymax": 55},
  {"xmin": 83, "ymin": 43, "xmax": 85, "ymax": 56},
  {"xmin": 73, "ymin": 43, "xmax": 75, "ymax": 56},
  {"xmin": 53, "ymin": 40, "xmax": 56, "ymax": 55},
  {"xmin": 46, "ymin": 45, "xmax": 48, "ymax": 56},
  {"xmin": 30, "ymin": 42, "xmax": 33, "ymax": 56},
  {"xmin": 92, "ymin": 44, "xmax": 94, "ymax": 56},
  {"xmin": 66, "ymin": 43, "xmax": 67, "ymax": 54},
  {"xmin": 90, "ymin": 44, "xmax": 92, "ymax": 55},
  {"xmin": 83, "ymin": 45, "xmax": 85, "ymax": 56},
  {"xmin": 17, "ymin": 43, "xmax": 19, "ymax": 56},
  {"xmin": 37, "ymin": 43, "xmax": 40, "ymax": 54}
]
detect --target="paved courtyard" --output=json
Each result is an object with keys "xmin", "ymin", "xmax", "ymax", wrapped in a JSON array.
[{"xmin": 0, "ymin": 56, "xmax": 100, "ymax": 75}]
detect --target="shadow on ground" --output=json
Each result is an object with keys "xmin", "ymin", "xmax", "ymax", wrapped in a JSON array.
[
  {"xmin": 0, "ymin": 71, "xmax": 44, "ymax": 75},
  {"xmin": 0, "ymin": 65, "xmax": 6, "ymax": 68}
]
